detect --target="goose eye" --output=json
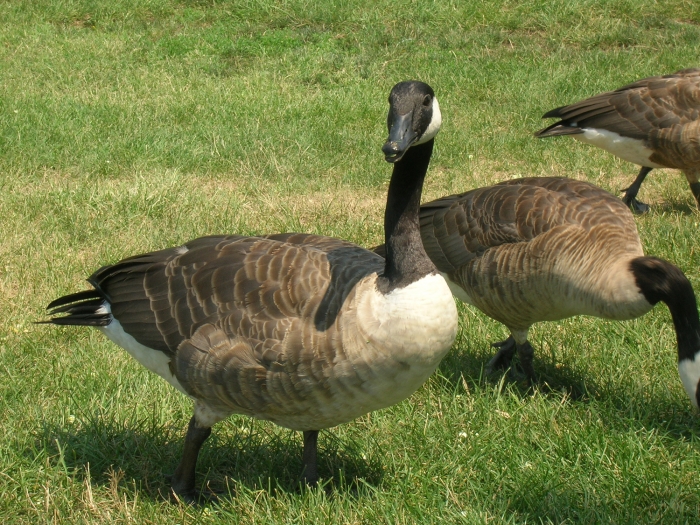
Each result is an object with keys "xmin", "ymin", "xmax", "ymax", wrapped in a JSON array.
[{"xmin": 422, "ymin": 95, "xmax": 432, "ymax": 107}]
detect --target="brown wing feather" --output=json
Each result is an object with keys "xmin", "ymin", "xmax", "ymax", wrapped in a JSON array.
[
  {"xmin": 90, "ymin": 234, "xmax": 383, "ymax": 358},
  {"xmin": 411, "ymin": 177, "xmax": 645, "ymax": 331},
  {"xmin": 418, "ymin": 177, "xmax": 635, "ymax": 274},
  {"xmin": 535, "ymin": 69, "xmax": 700, "ymax": 157},
  {"xmin": 649, "ymin": 119, "xmax": 700, "ymax": 169},
  {"xmin": 164, "ymin": 235, "xmax": 386, "ymax": 424}
]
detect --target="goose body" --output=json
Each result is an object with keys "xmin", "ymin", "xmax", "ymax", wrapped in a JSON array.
[
  {"xmin": 84, "ymin": 235, "xmax": 454, "ymax": 431},
  {"xmin": 425, "ymin": 178, "xmax": 647, "ymax": 328},
  {"xmin": 44, "ymin": 81, "xmax": 458, "ymax": 498},
  {"xmin": 534, "ymin": 68, "xmax": 700, "ymax": 213},
  {"xmin": 376, "ymin": 176, "xmax": 700, "ymax": 409}
]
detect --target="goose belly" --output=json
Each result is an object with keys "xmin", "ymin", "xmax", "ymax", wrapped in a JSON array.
[
  {"xmin": 99, "ymin": 304, "xmax": 187, "ymax": 395},
  {"xmin": 446, "ymin": 255, "xmax": 652, "ymax": 330},
  {"xmin": 94, "ymin": 276, "xmax": 458, "ymax": 432},
  {"xmin": 575, "ymin": 128, "xmax": 665, "ymax": 168},
  {"xmin": 131, "ymin": 272, "xmax": 461, "ymax": 432}
]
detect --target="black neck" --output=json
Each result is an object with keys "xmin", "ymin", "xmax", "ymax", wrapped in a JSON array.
[
  {"xmin": 631, "ymin": 256, "xmax": 700, "ymax": 362},
  {"xmin": 378, "ymin": 140, "xmax": 437, "ymax": 293}
]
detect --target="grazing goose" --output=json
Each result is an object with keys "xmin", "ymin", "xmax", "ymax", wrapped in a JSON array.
[
  {"xmin": 374, "ymin": 176, "xmax": 700, "ymax": 409},
  {"xmin": 43, "ymin": 80, "xmax": 458, "ymax": 500},
  {"xmin": 534, "ymin": 68, "xmax": 700, "ymax": 213}
]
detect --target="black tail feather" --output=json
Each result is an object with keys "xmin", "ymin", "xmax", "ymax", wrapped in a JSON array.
[
  {"xmin": 39, "ymin": 314, "xmax": 111, "ymax": 326},
  {"xmin": 533, "ymin": 124, "xmax": 584, "ymax": 138},
  {"xmin": 42, "ymin": 289, "xmax": 111, "ymax": 327},
  {"xmin": 541, "ymin": 105, "xmax": 568, "ymax": 119},
  {"xmin": 46, "ymin": 289, "xmax": 102, "ymax": 310},
  {"xmin": 48, "ymin": 298, "xmax": 104, "ymax": 315}
]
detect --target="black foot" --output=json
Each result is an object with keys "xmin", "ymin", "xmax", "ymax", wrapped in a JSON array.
[
  {"xmin": 628, "ymin": 198, "xmax": 650, "ymax": 214},
  {"xmin": 485, "ymin": 337, "xmax": 517, "ymax": 374},
  {"xmin": 516, "ymin": 341, "xmax": 536, "ymax": 383},
  {"xmin": 621, "ymin": 191, "xmax": 650, "ymax": 214},
  {"xmin": 486, "ymin": 337, "xmax": 537, "ymax": 384}
]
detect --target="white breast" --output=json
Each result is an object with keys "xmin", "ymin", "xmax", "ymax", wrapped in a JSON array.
[{"xmin": 354, "ymin": 273, "xmax": 458, "ymax": 405}]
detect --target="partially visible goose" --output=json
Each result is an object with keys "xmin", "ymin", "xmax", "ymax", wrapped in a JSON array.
[
  {"xmin": 534, "ymin": 68, "xmax": 700, "ymax": 213},
  {"xmin": 374, "ymin": 176, "xmax": 700, "ymax": 409},
  {"xmin": 43, "ymin": 80, "xmax": 458, "ymax": 500}
]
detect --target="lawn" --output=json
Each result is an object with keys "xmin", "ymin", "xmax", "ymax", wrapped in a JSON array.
[{"xmin": 1, "ymin": 0, "xmax": 700, "ymax": 523}]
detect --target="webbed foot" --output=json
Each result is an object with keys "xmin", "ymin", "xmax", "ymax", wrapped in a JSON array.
[
  {"xmin": 486, "ymin": 336, "xmax": 517, "ymax": 374},
  {"xmin": 486, "ymin": 336, "xmax": 536, "ymax": 383},
  {"xmin": 620, "ymin": 166, "xmax": 652, "ymax": 214},
  {"xmin": 516, "ymin": 341, "xmax": 536, "ymax": 382},
  {"xmin": 622, "ymin": 194, "xmax": 650, "ymax": 214}
]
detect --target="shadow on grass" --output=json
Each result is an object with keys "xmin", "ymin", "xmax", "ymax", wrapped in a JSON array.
[
  {"xmin": 440, "ymin": 342, "xmax": 700, "ymax": 522},
  {"xmin": 440, "ymin": 341, "xmax": 700, "ymax": 440},
  {"xmin": 648, "ymin": 199, "xmax": 697, "ymax": 215},
  {"xmin": 439, "ymin": 340, "xmax": 595, "ymax": 401},
  {"xmin": 499, "ymin": 478, "xmax": 700, "ymax": 524},
  {"xmin": 35, "ymin": 413, "xmax": 384, "ymax": 504}
]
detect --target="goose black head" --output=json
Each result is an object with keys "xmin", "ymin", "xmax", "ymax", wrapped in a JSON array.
[
  {"xmin": 630, "ymin": 256, "xmax": 700, "ymax": 411},
  {"xmin": 383, "ymin": 81, "xmax": 442, "ymax": 163}
]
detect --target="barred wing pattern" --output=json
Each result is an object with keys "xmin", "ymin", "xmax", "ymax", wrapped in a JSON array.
[
  {"xmin": 91, "ymin": 234, "xmax": 390, "ymax": 429},
  {"xmin": 536, "ymin": 68, "xmax": 700, "ymax": 170},
  {"xmin": 418, "ymin": 178, "xmax": 645, "ymax": 330}
]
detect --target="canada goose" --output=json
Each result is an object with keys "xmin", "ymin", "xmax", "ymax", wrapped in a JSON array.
[
  {"xmin": 534, "ymin": 68, "xmax": 700, "ymax": 214},
  {"xmin": 374, "ymin": 176, "xmax": 700, "ymax": 409},
  {"xmin": 43, "ymin": 80, "xmax": 458, "ymax": 500}
]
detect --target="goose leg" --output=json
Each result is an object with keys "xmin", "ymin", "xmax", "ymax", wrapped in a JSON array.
[
  {"xmin": 621, "ymin": 166, "xmax": 652, "ymax": 214},
  {"xmin": 689, "ymin": 182, "xmax": 700, "ymax": 209},
  {"xmin": 515, "ymin": 341, "xmax": 536, "ymax": 381},
  {"xmin": 485, "ymin": 336, "xmax": 517, "ymax": 374},
  {"xmin": 684, "ymin": 169, "xmax": 700, "ymax": 209},
  {"xmin": 171, "ymin": 416, "xmax": 212, "ymax": 503},
  {"xmin": 301, "ymin": 430, "xmax": 319, "ymax": 486}
]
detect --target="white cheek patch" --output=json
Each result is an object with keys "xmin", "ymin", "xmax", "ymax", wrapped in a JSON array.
[
  {"xmin": 415, "ymin": 98, "xmax": 442, "ymax": 145},
  {"xmin": 678, "ymin": 354, "xmax": 700, "ymax": 409},
  {"xmin": 575, "ymin": 128, "xmax": 664, "ymax": 168}
]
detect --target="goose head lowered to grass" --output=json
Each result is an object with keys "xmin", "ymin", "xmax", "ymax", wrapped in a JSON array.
[
  {"xmin": 375, "ymin": 176, "xmax": 700, "ymax": 410},
  {"xmin": 42, "ymin": 80, "xmax": 458, "ymax": 501},
  {"xmin": 534, "ymin": 68, "xmax": 700, "ymax": 214}
]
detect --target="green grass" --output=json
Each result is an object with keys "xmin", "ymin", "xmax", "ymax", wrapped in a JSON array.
[{"xmin": 2, "ymin": 0, "xmax": 700, "ymax": 523}]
